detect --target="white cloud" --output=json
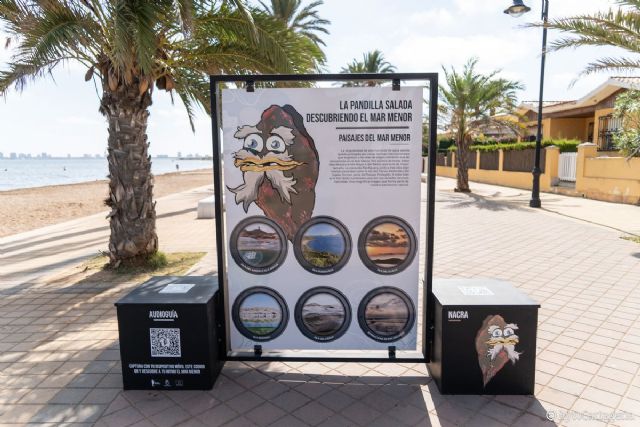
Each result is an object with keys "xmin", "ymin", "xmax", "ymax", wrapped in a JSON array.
[
  {"xmin": 454, "ymin": 0, "xmax": 507, "ymax": 16},
  {"xmin": 58, "ymin": 116, "xmax": 103, "ymax": 126},
  {"xmin": 390, "ymin": 33, "xmax": 535, "ymax": 73},
  {"xmin": 547, "ymin": 72, "xmax": 609, "ymax": 100},
  {"xmin": 550, "ymin": 0, "xmax": 617, "ymax": 17},
  {"xmin": 409, "ymin": 8, "xmax": 454, "ymax": 27}
]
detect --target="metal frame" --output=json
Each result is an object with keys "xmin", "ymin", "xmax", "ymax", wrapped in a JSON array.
[{"xmin": 209, "ymin": 72, "xmax": 438, "ymax": 363}]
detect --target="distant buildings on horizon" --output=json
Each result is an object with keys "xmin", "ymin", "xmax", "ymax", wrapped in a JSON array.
[{"xmin": 1, "ymin": 152, "xmax": 211, "ymax": 159}]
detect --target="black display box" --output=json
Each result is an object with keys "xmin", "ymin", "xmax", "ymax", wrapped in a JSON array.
[
  {"xmin": 115, "ymin": 276, "xmax": 224, "ymax": 390},
  {"xmin": 428, "ymin": 279, "xmax": 539, "ymax": 395}
]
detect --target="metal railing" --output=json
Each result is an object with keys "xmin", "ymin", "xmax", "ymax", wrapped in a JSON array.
[{"xmin": 597, "ymin": 115, "xmax": 622, "ymax": 151}]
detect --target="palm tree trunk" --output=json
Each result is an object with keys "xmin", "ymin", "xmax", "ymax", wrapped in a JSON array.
[
  {"xmin": 455, "ymin": 134, "xmax": 471, "ymax": 193},
  {"xmin": 100, "ymin": 83, "xmax": 157, "ymax": 265}
]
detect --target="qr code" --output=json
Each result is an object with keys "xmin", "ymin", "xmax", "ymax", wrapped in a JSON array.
[{"xmin": 150, "ymin": 328, "xmax": 181, "ymax": 357}]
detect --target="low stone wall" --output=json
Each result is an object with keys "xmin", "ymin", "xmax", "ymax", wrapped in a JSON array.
[
  {"xmin": 434, "ymin": 144, "xmax": 640, "ymax": 205},
  {"xmin": 435, "ymin": 147, "xmax": 556, "ymax": 192}
]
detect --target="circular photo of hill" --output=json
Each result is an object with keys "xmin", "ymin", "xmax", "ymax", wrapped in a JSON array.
[
  {"xmin": 293, "ymin": 217, "xmax": 351, "ymax": 275},
  {"xmin": 358, "ymin": 216, "xmax": 417, "ymax": 275},
  {"xmin": 230, "ymin": 216, "xmax": 287, "ymax": 274},
  {"xmin": 295, "ymin": 287, "xmax": 351, "ymax": 342},
  {"xmin": 358, "ymin": 287, "xmax": 415, "ymax": 342},
  {"xmin": 232, "ymin": 287, "xmax": 289, "ymax": 341}
]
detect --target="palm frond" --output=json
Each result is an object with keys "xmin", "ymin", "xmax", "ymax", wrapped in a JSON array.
[
  {"xmin": 260, "ymin": 0, "xmax": 329, "ymax": 46},
  {"xmin": 527, "ymin": 2, "xmax": 640, "ymax": 75}
]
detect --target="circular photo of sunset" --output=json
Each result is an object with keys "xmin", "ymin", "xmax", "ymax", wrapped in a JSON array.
[{"xmin": 358, "ymin": 216, "xmax": 417, "ymax": 274}]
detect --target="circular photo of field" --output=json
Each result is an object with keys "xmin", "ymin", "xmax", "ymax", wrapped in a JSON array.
[
  {"xmin": 294, "ymin": 217, "xmax": 351, "ymax": 275},
  {"xmin": 230, "ymin": 217, "xmax": 287, "ymax": 274},
  {"xmin": 358, "ymin": 216, "xmax": 417, "ymax": 275},
  {"xmin": 232, "ymin": 287, "xmax": 288, "ymax": 341},
  {"xmin": 358, "ymin": 287, "xmax": 415, "ymax": 342},
  {"xmin": 295, "ymin": 287, "xmax": 351, "ymax": 342}
]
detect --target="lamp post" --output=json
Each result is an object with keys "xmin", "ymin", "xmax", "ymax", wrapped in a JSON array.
[{"xmin": 505, "ymin": 0, "xmax": 548, "ymax": 208}]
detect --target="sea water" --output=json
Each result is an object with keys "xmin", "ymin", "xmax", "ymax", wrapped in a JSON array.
[
  {"xmin": 0, "ymin": 158, "xmax": 212, "ymax": 191},
  {"xmin": 306, "ymin": 235, "xmax": 345, "ymax": 254}
]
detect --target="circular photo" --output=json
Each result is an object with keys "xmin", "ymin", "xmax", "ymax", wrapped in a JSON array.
[
  {"xmin": 295, "ymin": 287, "xmax": 351, "ymax": 342},
  {"xmin": 358, "ymin": 216, "xmax": 417, "ymax": 275},
  {"xmin": 358, "ymin": 287, "xmax": 415, "ymax": 343},
  {"xmin": 293, "ymin": 217, "xmax": 351, "ymax": 275},
  {"xmin": 230, "ymin": 217, "xmax": 287, "ymax": 274},
  {"xmin": 232, "ymin": 287, "xmax": 289, "ymax": 341}
]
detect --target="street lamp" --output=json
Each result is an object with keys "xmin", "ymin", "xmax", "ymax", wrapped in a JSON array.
[
  {"xmin": 504, "ymin": 0, "xmax": 531, "ymax": 18},
  {"xmin": 505, "ymin": 0, "xmax": 549, "ymax": 208}
]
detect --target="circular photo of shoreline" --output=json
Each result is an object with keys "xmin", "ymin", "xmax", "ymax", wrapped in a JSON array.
[
  {"xmin": 358, "ymin": 287, "xmax": 415, "ymax": 342},
  {"xmin": 295, "ymin": 287, "xmax": 351, "ymax": 342},
  {"xmin": 293, "ymin": 217, "xmax": 351, "ymax": 275},
  {"xmin": 230, "ymin": 216, "xmax": 287, "ymax": 274},
  {"xmin": 358, "ymin": 216, "xmax": 417, "ymax": 275},
  {"xmin": 232, "ymin": 287, "xmax": 289, "ymax": 341}
]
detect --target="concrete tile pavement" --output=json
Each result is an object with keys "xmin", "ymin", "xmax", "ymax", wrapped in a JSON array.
[
  {"xmin": 0, "ymin": 178, "xmax": 639, "ymax": 425},
  {"xmin": 428, "ymin": 176, "xmax": 640, "ymax": 236}
]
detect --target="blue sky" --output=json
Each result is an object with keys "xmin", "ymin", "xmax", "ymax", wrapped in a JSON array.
[
  {"xmin": 241, "ymin": 293, "xmax": 281, "ymax": 311},
  {"xmin": 0, "ymin": 0, "xmax": 622, "ymax": 156}
]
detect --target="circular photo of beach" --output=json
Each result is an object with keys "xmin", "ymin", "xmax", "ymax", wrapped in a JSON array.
[
  {"xmin": 358, "ymin": 287, "xmax": 415, "ymax": 342},
  {"xmin": 293, "ymin": 217, "xmax": 351, "ymax": 275},
  {"xmin": 232, "ymin": 287, "xmax": 289, "ymax": 341},
  {"xmin": 230, "ymin": 217, "xmax": 287, "ymax": 274},
  {"xmin": 295, "ymin": 287, "xmax": 351, "ymax": 342},
  {"xmin": 358, "ymin": 216, "xmax": 417, "ymax": 275}
]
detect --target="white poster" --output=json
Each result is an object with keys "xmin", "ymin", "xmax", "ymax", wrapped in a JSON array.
[{"xmin": 221, "ymin": 87, "xmax": 423, "ymax": 351}]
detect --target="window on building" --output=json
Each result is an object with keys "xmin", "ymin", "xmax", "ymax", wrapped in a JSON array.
[{"xmin": 597, "ymin": 115, "xmax": 622, "ymax": 150}]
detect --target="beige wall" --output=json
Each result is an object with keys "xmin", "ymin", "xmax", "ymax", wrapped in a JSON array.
[
  {"xmin": 537, "ymin": 117, "xmax": 587, "ymax": 141},
  {"xmin": 547, "ymin": 118, "xmax": 588, "ymax": 141},
  {"xmin": 435, "ymin": 144, "xmax": 640, "ymax": 205},
  {"xmin": 541, "ymin": 118, "xmax": 551, "ymax": 140},
  {"xmin": 577, "ymin": 143, "xmax": 640, "ymax": 204}
]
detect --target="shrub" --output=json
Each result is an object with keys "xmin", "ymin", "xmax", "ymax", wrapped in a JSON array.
[
  {"xmin": 613, "ymin": 90, "xmax": 640, "ymax": 157},
  {"xmin": 448, "ymin": 139, "xmax": 580, "ymax": 153},
  {"xmin": 437, "ymin": 137, "xmax": 456, "ymax": 151},
  {"xmin": 147, "ymin": 251, "xmax": 169, "ymax": 269}
]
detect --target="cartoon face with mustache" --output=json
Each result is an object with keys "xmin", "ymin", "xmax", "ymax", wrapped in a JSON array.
[
  {"xmin": 228, "ymin": 105, "xmax": 319, "ymax": 241},
  {"xmin": 475, "ymin": 315, "xmax": 522, "ymax": 386}
]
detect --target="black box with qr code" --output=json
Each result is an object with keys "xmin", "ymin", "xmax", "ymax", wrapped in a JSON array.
[{"xmin": 115, "ymin": 276, "xmax": 224, "ymax": 390}]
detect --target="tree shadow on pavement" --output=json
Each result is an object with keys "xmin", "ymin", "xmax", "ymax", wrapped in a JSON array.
[{"xmin": 439, "ymin": 191, "xmax": 532, "ymax": 212}]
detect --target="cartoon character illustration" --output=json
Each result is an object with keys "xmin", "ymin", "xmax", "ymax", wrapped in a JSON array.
[
  {"xmin": 475, "ymin": 315, "xmax": 521, "ymax": 386},
  {"xmin": 228, "ymin": 105, "xmax": 319, "ymax": 241}
]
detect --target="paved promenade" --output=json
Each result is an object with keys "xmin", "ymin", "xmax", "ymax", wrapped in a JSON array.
[
  {"xmin": 0, "ymin": 177, "xmax": 639, "ymax": 426},
  {"xmin": 0, "ymin": 185, "xmax": 216, "ymax": 288}
]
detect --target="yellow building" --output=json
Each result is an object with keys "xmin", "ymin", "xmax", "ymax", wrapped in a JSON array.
[{"xmin": 518, "ymin": 77, "xmax": 640, "ymax": 150}]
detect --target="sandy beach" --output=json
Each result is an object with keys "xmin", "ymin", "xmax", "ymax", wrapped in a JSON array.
[{"xmin": 0, "ymin": 169, "xmax": 212, "ymax": 238}]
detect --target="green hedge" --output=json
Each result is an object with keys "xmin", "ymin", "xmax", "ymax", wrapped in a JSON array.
[{"xmin": 448, "ymin": 139, "xmax": 580, "ymax": 153}]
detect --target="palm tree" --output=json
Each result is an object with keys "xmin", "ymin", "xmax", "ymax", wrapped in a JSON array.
[
  {"xmin": 536, "ymin": 0, "xmax": 640, "ymax": 75},
  {"xmin": 0, "ymin": 0, "xmax": 323, "ymax": 267},
  {"xmin": 260, "ymin": 0, "xmax": 330, "ymax": 46},
  {"xmin": 340, "ymin": 50, "xmax": 396, "ymax": 87},
  {"xmin": 440, "ymin": 58, "xmax": 523, "ymax": 192}
]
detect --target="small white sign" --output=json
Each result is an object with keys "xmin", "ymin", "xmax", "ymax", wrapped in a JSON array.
[
  {"xmin": 458, "ymin": 286, "xmax": 494, "ymax": 296},
  {"xmin": 159, "ymin": 283, "xmax": 195, "ymax": 294}
]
